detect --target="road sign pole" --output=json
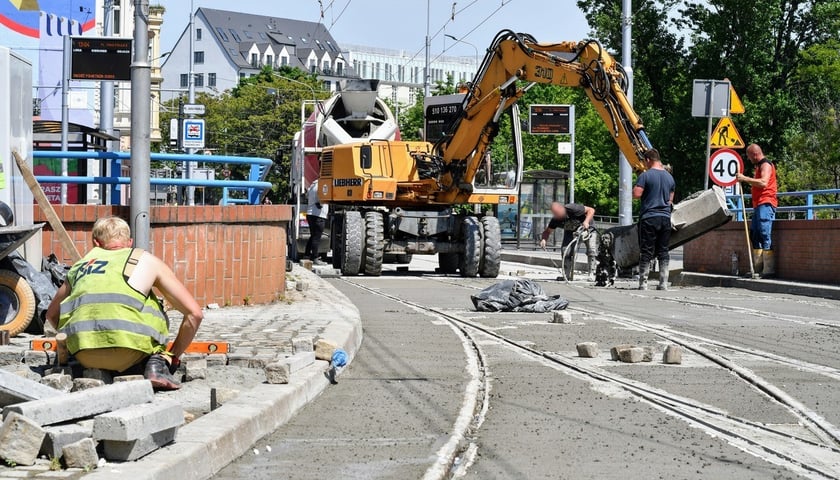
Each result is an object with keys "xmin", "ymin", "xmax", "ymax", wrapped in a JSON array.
[
  {"xmin": 738, "ymin": 182, "xmax": 756, "ymax": 277},
  {"xmin": 704, "ymin": 80, "xmax": 715, "ymax": 190},
  {"xmin": 569, "ymin": 105, "xmax": 576, "ymax": 204}
]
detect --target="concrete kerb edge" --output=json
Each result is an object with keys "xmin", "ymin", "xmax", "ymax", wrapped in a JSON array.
[
  {"xmin": 678, "ymin": 272, "xmax": 840, "ymax": 301},
  {"xmin": 499, "ymin": 251, "xmax": 588, "ymax": 272},
  {"xmin": 84, "ymin": 270, "xmax": 363, "ymax": 480}
]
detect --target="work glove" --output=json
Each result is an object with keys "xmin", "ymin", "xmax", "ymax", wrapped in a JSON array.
[{"xmin": 539, "ymin": 239, "xmax": 547, "ymax": 249}]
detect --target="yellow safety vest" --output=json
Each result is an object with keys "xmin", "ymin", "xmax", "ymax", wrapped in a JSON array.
[{"xmin": 59, "ymin": 247, "xmax": 169, "ymax": 355}]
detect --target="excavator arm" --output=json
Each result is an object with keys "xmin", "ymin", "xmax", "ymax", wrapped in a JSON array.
[{"xmin": 435, "ymin": 30, "xmax": 653, "ymax": 203}]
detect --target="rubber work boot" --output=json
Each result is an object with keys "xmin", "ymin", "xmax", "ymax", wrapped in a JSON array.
[
  {"xmin": 638, "ymin": 264, "xmax": 649, "ymax": 290},
  {"xmin": 751, "ymin": 249, "xmax": 764, "ymax": 278},
  {"xmin": 657, "ymin": 260, "xmax": 670, "ymax": 291},
  {"xmin": 144, "ymin": 354, "xmax": 181, "ymax": 391},
  {"xmin": 761, "ymin": 250, "xmax": 776, "ymax": 278},
  {"xmin": 587, "ymin": 257, "xmax": 598, "ymax": 282}
]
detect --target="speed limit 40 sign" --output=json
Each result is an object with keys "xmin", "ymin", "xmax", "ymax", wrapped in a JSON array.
[{"xmin": 709, "ymin": 148, "xmax": 744, "ymax": 187}]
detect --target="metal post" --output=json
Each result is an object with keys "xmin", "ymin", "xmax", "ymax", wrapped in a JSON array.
[
  {"xmin": 60, "ymin": 34, "xmax": 70, "ymax": 205},
  {"xmin": 569, "ymin": 105, "xmax": 576, "ymax": 204},
  {"xmin": 618, "ymin": 0, "xmax": 633, "ymax": 226},
  {"xmin": 186, "ymin": 0, "xmax": 196, "ymax": 205},
  {"xmin": 130, "ymin": 0, "xmax": 151, "ymax": 248},
  {"xmin": 704, "ymin": 81, "xmax": 715, "ymax": 190},
  {"xmin": 100, "ymin": 0, "xmax": 115, "ymax": 205},
  {"xmin": 423, "ymin": 0, "xmax": 431, "ymax": 97}
]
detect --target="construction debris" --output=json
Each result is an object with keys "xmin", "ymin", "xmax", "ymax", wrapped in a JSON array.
[
  {"xmin": 61, "ymin": 437, "xmax": 98, "ymax": 469},
  {"xmin": 3, "ymin": 380, "xmax": 154, "ymax": 426},
  {"xmin": 576, "ymin": 342, "xmax": 599, "ymax": 358},
  {"xmin": 0, "ymin": 370, "xmax": 64, "ymax": 407},
  {"xmin": 0, "ymin": 411, "xmax": 45, "ymax": 466},
  {"xmin": 663, "ymin": 345, "xmax": 683, "ymax": 364}
]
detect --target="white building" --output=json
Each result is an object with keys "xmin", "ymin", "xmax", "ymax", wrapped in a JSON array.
[
  {"xmin": 160, "ymin": 8, "xmax": 349, "ymax": 98},
  {"xmin": 342, "ymin": 44, "xmax": 478, "ymax": 106}
]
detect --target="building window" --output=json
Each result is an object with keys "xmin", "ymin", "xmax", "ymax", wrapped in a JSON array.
[
  {"xmin": 375, "ymin": 62, "xmax": 381, "ymax": 79},
  {"xmin": 266, "ymin": 55, "xmax": 274, "ymax": 67},
  {"xmin": 251, "ymin": 53, "xmax": 259, "ymax": 67},
  {"xmin": 239, "ymin": 72, "xmax": 246, "ymax": 82},
  {"xmin": 229, "ymin": 29, "xmax": 242, "ymax": 42},
  {"xmin": 281, "ymin": 56, "xmax": 288, "ymax": 66},
  {"xmin": 336, "ymin": 62, "xmax": 343, "ymax": 76},
  {"xmin": 194, "ymin": 51, "xmax": 204, "ymax": 64},
  {"xmin": 196, "ymin": 28, "xmax": 202, "ymax": 41},
  {"xmin": 180, "ymin": 74, "xmax": 188, "ymax": 88},
  {"xmin": 216, "ymin": 27, "xmax": 229, "ymax": 42},
  {"xmin": 309, "ymin": 59, "xmax": 316, "ymax": 73},
  {"xmin": 208, "ymin": 73, "xmax": 217, "ymax": 87},
  {"xmin": 112, "ymin": 0, "xmax": 121, "ymax": 35},
  {"xmin": 194, "ymin": 73, "xmax": 204, "ymax": 87},
  {"xmin": 323, "ymin": 80, "xmax": 331, "ymax": 91},
  {"xmin": 322, "ymin": 60, "xmax": 330, "ymax": 73},
  {"xmin": 362, "ymin": 61, "xmax": 367, "ymax": 77}
]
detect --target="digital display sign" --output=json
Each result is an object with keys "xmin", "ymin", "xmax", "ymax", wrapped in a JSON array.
[{"xmin": 71, "ymin": 37, "xmax": 132, "ymax": 81}]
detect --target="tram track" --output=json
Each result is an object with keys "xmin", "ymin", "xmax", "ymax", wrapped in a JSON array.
[{"xmin": 342, "ymin": 274, "xmax": 840, "ymax": 479}]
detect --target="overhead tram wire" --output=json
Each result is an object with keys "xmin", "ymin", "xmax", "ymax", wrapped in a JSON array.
[{"xmin": 429, "ymin": 0, "xmax": 518, "ymax": 65}]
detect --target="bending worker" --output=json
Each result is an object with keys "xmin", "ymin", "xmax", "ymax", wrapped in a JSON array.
[
  {"xmin": 46, "ymin": 217, "xmax": 203, "ymax": 390},
  {"xmin": 539, "ymin": 201, "xmax": 598, "ymax": 280}
]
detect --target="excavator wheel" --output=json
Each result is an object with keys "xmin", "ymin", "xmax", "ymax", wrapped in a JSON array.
[
  {"xmin": 479, "ymin": 216, "xmax": 502, "ymax": 278},
  {"xmin": 459, "ymin": 217, "xmax": 481, "ymax": 277},
  {"xmin": 438, "ymin": 253, "xmax": 459, "ymax": 274},
  {"xmin": 341, "ymin": 211, "xmax": 364, "ymax": 276},
  {"xmin": 363, "ymin": 211, "xmax": 384, "ymax": 276},
  {"xmin": 0, "ymin": 269, "xmax": 36, "ymax": 337}
]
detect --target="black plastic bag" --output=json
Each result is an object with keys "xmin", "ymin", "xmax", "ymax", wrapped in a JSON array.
[{"xmin": 471, "ymin": 279, "xmax": 569, "ymax": 313}]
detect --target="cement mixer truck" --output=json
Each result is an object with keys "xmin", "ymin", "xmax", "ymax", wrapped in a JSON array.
[{"xmin": 289, "ymin": 79, "xmax": 402, "ymax": 262}]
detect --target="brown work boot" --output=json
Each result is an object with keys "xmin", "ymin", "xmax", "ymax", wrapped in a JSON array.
[{"xmin": 144, "ymin": 354, "xmax": 181, "ymax": 391}]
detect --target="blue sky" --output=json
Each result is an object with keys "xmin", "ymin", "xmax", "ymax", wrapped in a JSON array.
[{"xmin": 155, "ymin": 0, "xmax": 591, "ymax": 60}]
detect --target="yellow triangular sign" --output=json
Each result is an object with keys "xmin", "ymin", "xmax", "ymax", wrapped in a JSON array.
[
  {"xmin": 729, "ymin": 85, "xmax": 745, "ymax": 114},
  {"xmin": 711, "ymin": 117, "xmax": 745, "ymax": 149}
]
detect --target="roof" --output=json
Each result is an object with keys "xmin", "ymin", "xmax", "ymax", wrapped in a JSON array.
[{"xmin": 197, "ymin": 8, "xmax": 344, "ymax": 71}]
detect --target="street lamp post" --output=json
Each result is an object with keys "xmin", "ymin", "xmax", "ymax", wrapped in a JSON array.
[{"xmin": 444, "ymin": 34, "xmax": 479, "ymax": 70}]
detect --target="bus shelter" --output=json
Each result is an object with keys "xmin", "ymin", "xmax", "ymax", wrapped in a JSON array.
[{"xmin": 498, "ymin": 169, "xmax": 568, "ymax": 249}]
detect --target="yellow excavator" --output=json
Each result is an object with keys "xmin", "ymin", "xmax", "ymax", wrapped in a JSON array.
[{"xmin": 318, "ymin": 30, "xmax": 654, "ymax": 277}]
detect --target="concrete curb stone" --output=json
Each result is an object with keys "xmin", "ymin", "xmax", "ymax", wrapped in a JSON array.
[{"xmin": 83, "ymin": 266, "xmax": 363, "ymax": 480}]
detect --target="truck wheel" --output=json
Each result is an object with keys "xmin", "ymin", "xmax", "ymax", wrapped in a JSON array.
[
  {"xmin": 459, "ymin": 217, "xmax": 481, "ymax": 277},
  {"xmin": 0, "ymin": 270, "xmax": 36, "ymax": 337},
  {"xmin": 438, "ymin": 253, "xmax": 459, "ymax": 274},
  {"xmin": 479, "ymin": 216, "xmax": 502, "ymax": 278},
  {"xmin": 341, "ymin": 211, "xmax": 364, "ymax": 276},
  {"xmin": 363, "ymin": 211, "xmax": 384, "ymax": 276}
]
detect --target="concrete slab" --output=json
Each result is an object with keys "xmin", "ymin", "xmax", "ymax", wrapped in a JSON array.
[
  {"xmin": 284, "ymin": 352, "xmax": 315, "ymax": 373},
  {"xmin": 3, "ymin": 380, "xmax": 154, "ymax": 426},
  {"xmin": 40, "ymin": 420, "xmax": 94, "ymax": 458},
  {"xmin": 93, "ymin": 399, "xmax": 183, "ymax": 442},
  {"xmin": 102, "ymin": 426, "xmax": 178, "ymax": 462},
  {"xmin": 0, "ymin": 370, "xmax": 63, "ymax": 408}
]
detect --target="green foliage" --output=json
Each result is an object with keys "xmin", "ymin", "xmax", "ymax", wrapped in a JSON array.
[
  {"xmin": 159, "ymin": 66, "xmax": 329, "ymax": 203},
  {"xmin": 579, "ymin": 0, "xmax": 840, "ymax": 210}
]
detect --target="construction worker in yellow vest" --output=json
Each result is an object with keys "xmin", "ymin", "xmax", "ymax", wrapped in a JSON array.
[{"xmin": 46, "ymin": 217, "xmax": 204, "ymax": 390}]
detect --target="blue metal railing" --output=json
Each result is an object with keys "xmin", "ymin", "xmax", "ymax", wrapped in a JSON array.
[
  {"xmin": 726, "ymin": 189, "xmax": 840, "ymax": 221},
  {"xmin": 32, "ymin": 151, "xmax": 273, "ymax": 206}
]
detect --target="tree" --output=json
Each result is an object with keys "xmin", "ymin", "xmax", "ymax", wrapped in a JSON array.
[{"xmin": 160, "ymin": 66, "xmax": 328, "ymax": 202}]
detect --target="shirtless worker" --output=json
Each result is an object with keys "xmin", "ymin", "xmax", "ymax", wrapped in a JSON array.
[{"xmin": 46, "ymin": 217, "xmax": 204, "ymax": 390}]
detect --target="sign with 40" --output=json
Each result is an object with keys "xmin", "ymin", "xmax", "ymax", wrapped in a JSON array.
[{"xmin": 708, "ymin": 148, "xmax": 744, "ymax": 187}]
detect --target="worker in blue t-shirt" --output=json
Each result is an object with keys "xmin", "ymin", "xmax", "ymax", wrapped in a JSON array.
[{"xmin": 633, "ymin": 149, "xmax": 675, "ymax": 291}]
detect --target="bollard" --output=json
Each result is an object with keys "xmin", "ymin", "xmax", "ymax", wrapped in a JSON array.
[{"xmin": 0, "ymin": 330, "xmax": 9, "ymax": 345}]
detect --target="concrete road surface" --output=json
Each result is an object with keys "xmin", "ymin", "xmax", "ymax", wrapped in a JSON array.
[{"xmin": 216, "ymin": 256, "xmax": 840, "ymax": 479}]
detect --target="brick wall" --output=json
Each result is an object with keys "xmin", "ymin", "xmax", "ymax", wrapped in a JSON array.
[
  {"xmin": 683, "ymin": 220, "xmax": 840, "ymax": 285},
  {"xmin": 35, "ymin": 205, "xmax": 292, "ymax": 306}
]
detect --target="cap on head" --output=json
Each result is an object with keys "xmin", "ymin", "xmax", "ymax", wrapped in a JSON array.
[{"xmin": 92, "ymin": 216, "xmax": 132, "ymax": 248}]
